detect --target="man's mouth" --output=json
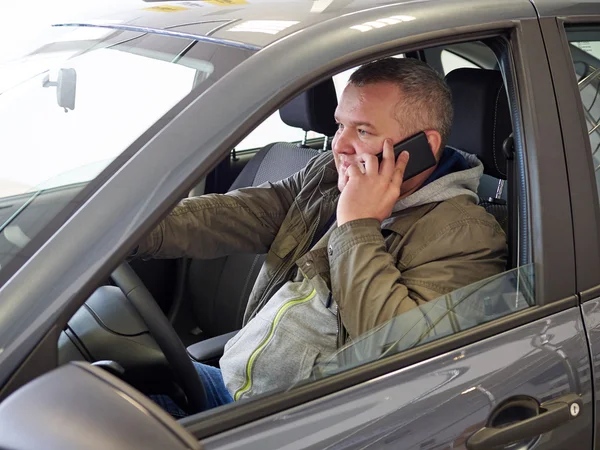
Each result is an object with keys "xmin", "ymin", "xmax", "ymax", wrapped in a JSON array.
[{"xmin": 339, "ymin": 160, "xmax": 367, "ymax": 175}]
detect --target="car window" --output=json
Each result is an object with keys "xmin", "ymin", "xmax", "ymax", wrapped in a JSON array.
[
  {"xmin": 311, "ymin": 265, "xmax": 533, "ymax": 380},
  {"xmin": 276, "ymin": 49, "xmax": 533, "ymax": 389},
  {"xmin": 440, "ymin": 49, "xmax": 480, "ymax": 75},
  {"xmin": 0, "ymin": 26, "xmax": 251, "ymax": 276},
  {"xmin": 40, "ymin": 34, "xmax": 542, "ymax": 438},
  {"xmin": 236, "ymin": 57, "xmax": 408, "ymax": 151},
  {"xmin": 222, "ymin": 49, "xmax": 534, "ymax": 397},
  {"xmin": 235, "ymin": 68, "xmax": 357, "ymax": 151},
  {"xmin": 236, "ymin": 112, "xmax": 320, "ymax": 151},
  {"xmin": 565, "ymin": 30, "xmax": 600, "ymax": 199}
]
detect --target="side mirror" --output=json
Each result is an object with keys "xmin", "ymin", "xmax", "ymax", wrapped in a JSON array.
[
  {"xmin": 0, "ymin": 362, "xmax": 202, "ymax": 450},
  {"xmin": 43, "ymin": 68, "xmax": 77, "ymax": 112}
]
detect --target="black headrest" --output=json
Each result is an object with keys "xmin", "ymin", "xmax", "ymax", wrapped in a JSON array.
[
  {"xmin": 445, "ymin": 68, "xmax": 510, "ymax": 180},
  {"xmin": 279, "ymin": 78, "xmax": 338, "ymax": 136}
]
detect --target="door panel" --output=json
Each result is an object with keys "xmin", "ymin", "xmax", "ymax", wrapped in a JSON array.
[
  {"xmin": 581, "ymin": 299, "xmax": 600, "ymax": 450},
  {"xmin": 203, "ymin": 307, "xmax": 592, "ymax": 449},
  {"xmin": 542, "ymin": 19, "xmax": 600, "ymax": 450}
]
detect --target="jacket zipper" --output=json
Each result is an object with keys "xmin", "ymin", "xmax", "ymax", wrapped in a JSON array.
[
  {"xmin": 234, "ymin": 288, "xmax": 317, "ymax": 400},
  {"xmin": 336, "ymin": 310, "xmax": 345, "ymax": 347},
  {"xmin": 250, "ymin": 214, "xmax": 321, "ymax": 321}
]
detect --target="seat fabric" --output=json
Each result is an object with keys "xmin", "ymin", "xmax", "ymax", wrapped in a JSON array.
[{"xmin": 445, "ymin": 68, "xmax": 511, "ymax": 236}]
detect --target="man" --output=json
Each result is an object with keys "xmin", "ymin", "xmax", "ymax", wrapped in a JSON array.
[{"xmin": 137, "ymin": 58, "xmax": 507, "ymax": 410}]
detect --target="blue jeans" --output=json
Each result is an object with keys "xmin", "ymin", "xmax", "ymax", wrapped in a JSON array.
[{"xmin": 151, "ymin": 361, "xmax": 233, "ymax": 418}]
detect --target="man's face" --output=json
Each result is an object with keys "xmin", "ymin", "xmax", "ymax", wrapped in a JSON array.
[{"xmin": 332, "ymin": 81, "xmax": 439, "ymax": 195}]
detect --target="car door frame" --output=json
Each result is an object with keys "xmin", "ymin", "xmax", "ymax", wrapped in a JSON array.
[
  {"xmin": 0, "ymin": 0, "xmax": 578, "ymax": 442},
  {"xmin": 535, "ymin": 14, "xmax": 600, "ymax": 297},
  {"xmin": 186, "ymin": 11, "xmax": 582, "ymax": 443},
  {"xmin": 537, "ymin": 10, "xmax": 600, "ymax": 450}
]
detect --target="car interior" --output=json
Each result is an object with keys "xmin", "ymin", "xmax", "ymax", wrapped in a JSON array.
[{"xmin": 46, "ymin": 38, "xmax": 521, "ymax": 417}]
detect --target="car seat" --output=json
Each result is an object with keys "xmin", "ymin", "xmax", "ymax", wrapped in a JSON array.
[
  {"xmin": 186, "ymin": 79, "xmax": 339, "ymax": 347},
  {"xmin": 445, "ymin": 68, "xmax": 511, "ymax": 237}
]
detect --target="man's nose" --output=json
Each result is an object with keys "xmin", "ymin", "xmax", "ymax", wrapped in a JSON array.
[{"xmin": 333, "ymin": 129, "xmax": 355, "ymax": 154}]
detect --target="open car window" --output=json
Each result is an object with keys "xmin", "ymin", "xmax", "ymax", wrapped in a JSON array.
[
  {"xmin": 213, "ymin": 40, "xmax": 536, "ymax": 407},
  {"xmin": 235, "ymin": 57, "xmax": 402, "ymax": 151},
  {"xmin": 234, "ymin": 67, "xmax": 358, "ymax": 151}
]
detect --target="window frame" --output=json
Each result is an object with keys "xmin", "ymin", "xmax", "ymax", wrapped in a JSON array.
[
  {"xmin": 541, "ymin": 16, "xmax": 600, "ymax": 298},
  {"xmin": 180, "ymin": 23, "xmax": 574, "ymax": 439},
  {"xmin": 440, "ymin": 48, "xmax": 482, "ymax": 73}
]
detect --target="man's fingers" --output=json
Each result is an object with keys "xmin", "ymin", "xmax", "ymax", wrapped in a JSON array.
[
  {"xmin": 362, "ymin": 153, "xmax": 377, "ymax": 174},
  {"xmin": 396, "ymin": 150, "xmax": 409, "ymax": 171},
  {"xmin": 346, "ymin": 163, "xmax": 364, "ymax": 178},
  {"xmin": 391, "ymin": 151, "xmax": 409, "ymax": 186},
  {"xmin": 379, "ymin": 139, "xmax": 395, "ymax": 178}
]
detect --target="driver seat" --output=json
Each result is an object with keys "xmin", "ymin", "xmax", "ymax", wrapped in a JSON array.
[{"xmin": 445, "ymin": 68, "xmax": 510, "ymax": 238}]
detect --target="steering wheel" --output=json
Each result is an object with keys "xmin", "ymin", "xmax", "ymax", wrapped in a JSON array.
[{"xmin": 111, "ymin": 262, "xmax": 207, "ymax": 413}]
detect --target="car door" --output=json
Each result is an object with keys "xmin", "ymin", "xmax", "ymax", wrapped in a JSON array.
[
  {"xmin": 539, "ymin": 7, "xmax": 600, "ymax": 450},
  {"xmin": 187, "ymin": 9, "xmax": 593, "ymax": 450}
]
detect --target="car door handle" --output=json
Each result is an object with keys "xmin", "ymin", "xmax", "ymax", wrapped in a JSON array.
[{"xmin": 466, "ymin": 393, "xmax": 582, "ymax": 450}]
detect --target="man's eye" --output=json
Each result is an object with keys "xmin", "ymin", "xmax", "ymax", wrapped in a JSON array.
[
  {"xmin": 336, "ymin": 123, "xmax": 344, "ymax": 131},
  {"xmin": 358, "ymin": 129, "xmax": 369, "ymax": 136}
]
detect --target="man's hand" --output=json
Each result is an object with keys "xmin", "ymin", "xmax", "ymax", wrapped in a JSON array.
[{"xmin": 337, "ymin": 140, "xmax": 409, "ymax": 226}]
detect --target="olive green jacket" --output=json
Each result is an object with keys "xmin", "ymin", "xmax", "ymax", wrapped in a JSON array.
[{"xmin": 138, "ymin": 151, "xmax": 506, "ymax": 397}]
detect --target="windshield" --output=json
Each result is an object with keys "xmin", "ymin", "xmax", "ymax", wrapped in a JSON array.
[{"xmin": 0, "ymin": 24, "xmax": 251, "ymax": 275}]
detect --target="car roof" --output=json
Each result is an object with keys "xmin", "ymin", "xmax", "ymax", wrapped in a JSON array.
[
  {"xmin": 57, "ymin": 0, "xmax": 570, "ymax": 49},
  {"xmin": 61, "ymin": 0, "xmax": 420, "ymax": 48}
]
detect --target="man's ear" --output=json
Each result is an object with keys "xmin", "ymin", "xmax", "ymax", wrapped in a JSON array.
[{"xmin": 424, "ymin": 130, "xmax": 443, "ymax": 160}]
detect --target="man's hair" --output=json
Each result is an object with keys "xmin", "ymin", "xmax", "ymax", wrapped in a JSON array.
[{"xmin": 349, "ymin": 57, "xmax": 453, "ymax": 150}]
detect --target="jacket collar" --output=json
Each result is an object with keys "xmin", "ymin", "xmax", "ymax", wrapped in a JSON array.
[
  {"xmin": 318, "ymin": 157, "xmax": 340, "ymax": 198},
  {"xmin": 382, "ymin": 202, "xmax": 438, "ymax": 237},
  {"xmin": 316, "ymin": 153, "xmax": 437, "ymax": 236}
]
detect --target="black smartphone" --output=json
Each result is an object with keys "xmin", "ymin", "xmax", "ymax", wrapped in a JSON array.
[{"xmin": 377, "ymin": 131, "xmax": 436, "ymax": 180}]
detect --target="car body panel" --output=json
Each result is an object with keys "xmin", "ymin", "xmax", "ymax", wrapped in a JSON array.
[
  {"xmin": 582, "ymin": 300, "xmax": 600, "ymax": 450},
  {"xmin": 537, "ymin": 16, "xmax": 600, "ymax": 296},
  {"xmin": 532, "ymin": 0, "xmax": 600, "ymax": 17},
  {"xmin": 537, "ymin": 14, "xmax": 600, "ymax": 450},
  {"xmin": 201, "ymin": 307, "xmax": 593, "ymax": 449},
  {"xmin": 60, "ymin": 0, "xmax": 537, "ymax": 48}
]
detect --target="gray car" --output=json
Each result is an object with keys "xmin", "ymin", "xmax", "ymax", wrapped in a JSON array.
[{"xmin": 1, "ymin": 0, "xmax": 600, "ymax": 448}]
